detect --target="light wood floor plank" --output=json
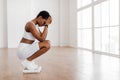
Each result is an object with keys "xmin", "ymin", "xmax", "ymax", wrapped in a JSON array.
[{"xmin": 0, "ymin": 47, "xmax": 120, "ymax": 80}]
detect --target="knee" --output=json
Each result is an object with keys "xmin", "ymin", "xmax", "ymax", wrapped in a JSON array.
[{"xmin": 45, "ymin": 40, "xmax": 51, "ymax": 49}]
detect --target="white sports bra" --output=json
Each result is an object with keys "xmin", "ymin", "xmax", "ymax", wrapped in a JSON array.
[{"xmin": 23, "ymin": 21, "xmax": 39, "ymax": 40}]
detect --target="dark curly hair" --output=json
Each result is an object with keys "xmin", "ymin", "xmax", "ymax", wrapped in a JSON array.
[{"xmin": 36, "ymin": 11, "xmax": 50, "ymax": 20}]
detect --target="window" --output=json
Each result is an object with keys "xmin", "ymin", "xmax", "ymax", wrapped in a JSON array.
[
  {"xmin": 77, "ymin": 7, "xmax": 92, "ymax": 49},
  {"xmin": 77, "ymin": 0, "xmax": 119, "ymax": 56},
  {"xmin": 77, "ymin": 0, "xmax": 92, "ymax": 9}
]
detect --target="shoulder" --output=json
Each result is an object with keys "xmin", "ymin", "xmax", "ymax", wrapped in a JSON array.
[
  {"xmin": 25, "ymin": 21, "xmax": 35, "ymax": 32},
  {"xmin": 26, "ymin": 21, "xmax": 34, "ymax": 27}
]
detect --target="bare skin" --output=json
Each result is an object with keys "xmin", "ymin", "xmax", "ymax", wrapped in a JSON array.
[{"xmin": 20, "ymin": 16, "xmax": 52, "ymax": 61}]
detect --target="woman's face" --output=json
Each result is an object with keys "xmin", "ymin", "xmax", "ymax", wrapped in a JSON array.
[
  {"xmin": 37, "ymin": 17, "xmax": 46, "ymax": 26},
  {"xmin": 37, "ymin": 16, "xmax": 52, "ymax": 26}
]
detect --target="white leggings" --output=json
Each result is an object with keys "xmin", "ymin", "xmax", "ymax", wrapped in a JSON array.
[{"xmin": 17, "ymin": 42, "xmax": 40, "ymax": 60}]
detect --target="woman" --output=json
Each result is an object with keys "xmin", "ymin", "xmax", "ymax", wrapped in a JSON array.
[{"xmin": 17, "ymin": 11, "xmax": 52, "ymax": 73}]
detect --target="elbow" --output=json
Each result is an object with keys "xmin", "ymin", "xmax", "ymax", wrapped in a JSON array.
[
  {"xmin": 39, "ymin": 39, "xmax": 44, "ymax": 42},
  {"xmin": 39, "ymin": 37, "xmax": 45, "ymax": 42}
]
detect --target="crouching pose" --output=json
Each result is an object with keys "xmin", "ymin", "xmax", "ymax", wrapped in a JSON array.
[{"xmin": 17, "ymin": 11, "xmax": 52, "ymax": 73}]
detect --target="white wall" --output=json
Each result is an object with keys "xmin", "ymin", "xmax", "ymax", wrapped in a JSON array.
[
  {"xmin": 69, "ymin": 0, "xmax": 77, "ymax": 47},
  {"xmin": 7, "ymin": 0, "xmax": 31, "ymax": 48},
  {"xmin": 59, "ymin": 0, "xmax": 69, "ymax": 46},
  {"xmin": 7, "ymin": 0, "xmax": 62, "ymax": 48},
  {"xmin": 0, "ymin": 0, "xmax": 7, "ymax": 48},
  {"xmin": 0, "ymin": 0, "xmax": 74, "ymax": 48}
]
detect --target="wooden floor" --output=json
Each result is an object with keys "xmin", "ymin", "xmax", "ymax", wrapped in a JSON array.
[{"xmin": 0, "ymin": 47, "xmax": 120, "ymax": 80}]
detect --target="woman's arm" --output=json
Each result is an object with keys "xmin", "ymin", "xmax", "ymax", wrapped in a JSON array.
[
  {"xmin": 40, "ymin": 16, "xmax": 52, "ymax": 40},
  {"xmin": 40, "ymin": 25, "xmax": 48, "ymax": 41},
  {"xmin": 26, "ymin": 22, "xmax": 46, "ymax": 42}
]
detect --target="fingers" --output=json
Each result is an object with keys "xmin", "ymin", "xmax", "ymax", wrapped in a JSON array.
[{"xmin": 46, "ymin": 17, "xmax": 52, "ymax": 25}]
